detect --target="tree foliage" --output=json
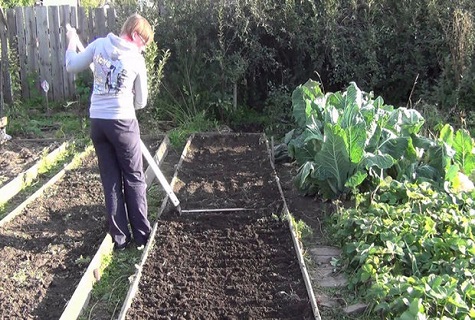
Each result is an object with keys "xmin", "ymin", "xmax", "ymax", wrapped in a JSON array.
[
  {"xmin": 137, "ymin": 0, "xmax": 475, "ymax": 129},
  {"xmin": 4, "ymin": 0, "xmax": 475, "ymax": 130},
  {"xmin": 0, "ymin": 0, "xmax": 33, "ymax": 8}
]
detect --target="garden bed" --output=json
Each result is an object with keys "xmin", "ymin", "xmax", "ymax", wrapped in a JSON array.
[
  {"xmin": 0, "ymin": 135, "xmax": 169, "ymax": 320},
  {"xmin": 0, "ymin": 140, "xmax": 72, "ymax": 207},
  {"xmin": 0, "ymin": 138, "xmax": 64, "ymax": 187},
  {"xmin": 0, "ymin": 149, "xmax": 107, "ymax": 319},
  {"xmin": 120, "ymin": 133, "xmax": 317, "ymax": 319}
]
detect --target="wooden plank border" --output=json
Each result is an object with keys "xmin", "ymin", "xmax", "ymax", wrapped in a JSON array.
[
  {"xmin": 0, "ymin": 144, "xmax": 94, "ymax": 228},
  {"xmin": 0, "ymin": 140, "xmax": 71, "ymax": 205},
  {"xmin": 144, "ymin": 135, "xmax": 170, "ymax": 186},
  {"xmin": 264, "ymin": 135, "xmax": 322, "ymax": 320}
]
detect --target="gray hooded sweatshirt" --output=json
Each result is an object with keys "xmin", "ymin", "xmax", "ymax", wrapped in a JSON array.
[{"xmin": 65, "ymin": 33, "xmax": 147, "ymax": 120}]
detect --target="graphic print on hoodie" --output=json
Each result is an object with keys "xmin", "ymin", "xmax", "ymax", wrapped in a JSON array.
[{"xmin": 94, "ymin": 52, "xmax": 127, "ymax": 94}]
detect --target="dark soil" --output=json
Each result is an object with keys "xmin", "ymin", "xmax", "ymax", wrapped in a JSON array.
[
  {"xmin": 0, "ymin": 139, "xmax": 63, "ymax": 186},
  {"xmin": 0, "ymin": 152, "xmax": 107, "ymax": 319},
  {"xmin": 274, "ymin": 161, "xmax": 333, "ymax": 244},
  {"xmin": 126, "ymin": 133, "xmax": 315, "ymax": 319},
  {"xmin": 0, "ymin": 132, "xmax": 325, "ymax": 319}
]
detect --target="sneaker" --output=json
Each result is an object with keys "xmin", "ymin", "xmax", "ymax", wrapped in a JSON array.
[
  {"xmin": 114, "ymin": 239, "xmax": 131, "ymax": 251},
  {"xmin": 136, "ymin": 244, "xmax": 145, "ymax": 251}
]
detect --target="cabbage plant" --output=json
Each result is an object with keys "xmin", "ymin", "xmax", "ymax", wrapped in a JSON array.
[{"xmin": 286, "ymin": 80, "xmax": 475, "ymax": 198}]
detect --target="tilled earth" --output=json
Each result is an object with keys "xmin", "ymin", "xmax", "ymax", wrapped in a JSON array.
[
  {"xmin": 0, "ymin": 133, "xmax": 321, "ymax": 319},
  {"xmin": 126, "ymin": 134, "xmax": 315, "ymax": 319},
  {"xmin": 0, "ymin": 151, "xmax": 106, "ymax": 319},
  {"xmin": 0, "ymin": 139, "xmax": 63, "ymax": 186}
]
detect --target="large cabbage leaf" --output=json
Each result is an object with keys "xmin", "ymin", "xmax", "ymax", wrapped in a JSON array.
[
  {"xmin": 313, "ymin": 124, "xmax": 352, "ymax": 195},
  {"xmin": 291, "ymin": 79, "xmax": 324, "ymax": 128},
  {"xmin": 453, "ymin": 128, "xmax": 475, "ymax": 175},
  {"xmin": 286, "ymin": 79, "xmax": 475, "ymax": 198}
]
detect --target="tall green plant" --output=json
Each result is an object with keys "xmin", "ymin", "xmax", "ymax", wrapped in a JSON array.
[
  {"xmin": 288, "ymin": 80, "xmax": 424, "ymax": 198},
  {"xmin": 432, "ymin": 7, "xmax": 475, "ymax": 117},
  {"xmin": 287, "ymin": 79, "xmax": 475, "ymax": 199}
]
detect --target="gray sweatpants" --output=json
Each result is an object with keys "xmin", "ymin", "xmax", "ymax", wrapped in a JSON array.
[{"xmin": 90, "ymin": 118, "xmax": 151, "ymax": 247}]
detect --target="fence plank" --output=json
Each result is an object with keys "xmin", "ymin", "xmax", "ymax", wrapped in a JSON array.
[
  {"xmin": 106, "ymin": 7, "xmax": 116, "ymax": 34},
  {"xmin": 94, "ymin": 8, "xmax": 106, "ymax": 38},
  {"xmin": 48, "ymin": 6, "xmax": 64, "ymax": 101},
  {"xmin": 59, "ymin": 5, "xmax": 69, "ymax": 98},
  {"xmin": 87, "ymin": 7, "xmax": 94, "ymax": 43},
  {"xmin": 60, "ymin": 5, "xmax": 74, "ymax": 98},
  {"xmin": 24, "ymin": 6, "xmax": 38, "ymax": 95},
  {"xmin": 77, "ymin": 6, "xmax": 89, "ymax": 45},
  {"xmin": 49, "ymin": 6, "xmax": 63, "ymax": 101},
  {"xmin": 2, "ymin": 5, "xmax": 125, "ymax": 102},
  {"xmin": 36, "ymin": 6, "xmax": 52, "ymax": 104},
  {"xmin": 0, "ymin": 12, "xmax": 12, "ymax": 104},
  {"xmin": 5, "ymin": 9, "xmax": 16, "ymax": 103},
  {"xmin": 15, "ymin": 7, "xmax": 29, "ymax": 99}
]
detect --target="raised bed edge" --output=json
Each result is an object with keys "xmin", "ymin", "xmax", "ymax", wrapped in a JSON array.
[
  {"xmin": 58, "ymin": 135, "xmax": 169, "ymax": 320},
  {"xmin": 58, "ymin": 234, "xmax": 114, "ymax": 320},
  {"xmin": 0, "ymin": 139, "xmax": 72, "ymax": 204},
  {"xmin": 0, "ymin": 144, "xmax": 94, "ymax": 228},
  {"xmin": 117, "ymin": 132, "xmax": 321, "ymax": 320},
  {"xmin": 264, "ymin": 136, "xmax": 322, "ymax": 320},
  {"xmin": 144, "ymin": 135, "xmax": 170, "ymax": 186}
]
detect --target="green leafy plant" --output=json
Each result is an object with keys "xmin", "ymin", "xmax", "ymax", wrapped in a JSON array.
[
  {"xmin": 289, "ymin": 214, "xmax": 313, "ymax": 242},
  {"xmin": 331, "ymin": 179, "xmax": 475, "ymax": 319},
  {"xmin": 287, "ymin": 80, "xmax": 424, "ymax": 198},
  {"xmin": 263, "ymin": 83, "xmax": 293, "ymax": 137},
  {"xmin": 167, "ymin": 111, "xmax": 217, "ymax": 148},
  {"xmin": 287, "ymin": 79, "xmax": 475, "ymax": 199}
]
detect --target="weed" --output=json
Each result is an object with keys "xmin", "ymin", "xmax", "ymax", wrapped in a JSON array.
[
  {"xmin": 285, "ymin": 213, "xmax": 313, "ymax": 244},
  {"xmin": 75, "ymin": 255, "xmax": 91, "ymax": 266},
  {"xmin": 167, "ymin": 111, "xmax": 217, "ymax": 148},
  {"xmin": 78, "ymin": 243, "xmax": 141, "ymax": 319}
]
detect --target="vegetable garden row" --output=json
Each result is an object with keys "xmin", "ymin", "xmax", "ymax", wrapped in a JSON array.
[
  {"xmin": 0, "ymin": 132, "xmax": 320, "ymax": 319},
  {"xmin": 3, "ymin": 76, "xmax": 475, "ymax": 319},
  {"xmin": 285, "ymin": 80, "xmax": 475, "ymax": 319}
]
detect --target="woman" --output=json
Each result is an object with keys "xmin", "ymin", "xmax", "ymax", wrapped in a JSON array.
[{"xmin": 65, "ymin": 14, "xmax": 153, "ymax": 250}]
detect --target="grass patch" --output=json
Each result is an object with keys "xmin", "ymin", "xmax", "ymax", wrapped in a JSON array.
[
  {"xmin": 78, "ymin": 250, "xmax": 142, "ymax": 320},
  {"xmin": 6, "ymin": 107, "xmax": 88, "ymax": 139},
  {"xmin": 167, "ymin": 111, "xmax": 218, "ymax": 148},
  {"xmin": 79, "ymin": 173, "xmax": 167, "ymax": 319}
]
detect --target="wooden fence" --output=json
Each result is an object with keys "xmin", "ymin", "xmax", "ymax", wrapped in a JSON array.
[{"xmin": 0, "ymin": 5, "xmax": 122, "ymax": 104}]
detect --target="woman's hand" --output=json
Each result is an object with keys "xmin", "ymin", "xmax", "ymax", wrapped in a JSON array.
[{"xmin": 66, "ymin": 24, "xmax": 79, "ymax": 51}]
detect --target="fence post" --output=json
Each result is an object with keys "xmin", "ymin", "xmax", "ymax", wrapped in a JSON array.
[
  {"xmin": 60, "ymin": 5, "xmax": 77, "ymax": 98},
  {"xmin": 0, "ymin": 8, "xmax": 12, "ymax": 105},
  {"xmin": 49, "ymin": 6, "xmax": 63, "ymax": 101},
  {"xmin": 15, "ymin": 7, "xmax": 29, "ymax": 100},
  {"xmin": 24, "ymin": 6, "xmax": 38, "ymax": 99}
]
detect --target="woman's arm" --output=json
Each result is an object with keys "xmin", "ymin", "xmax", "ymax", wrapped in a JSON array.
[
  {"xmin": 133, "ymin": 61, "xmax": 148, "ymax": 109},
  {"xmin": 65, "ymin": 27, "xmax": 94, "ymax": 73}
]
